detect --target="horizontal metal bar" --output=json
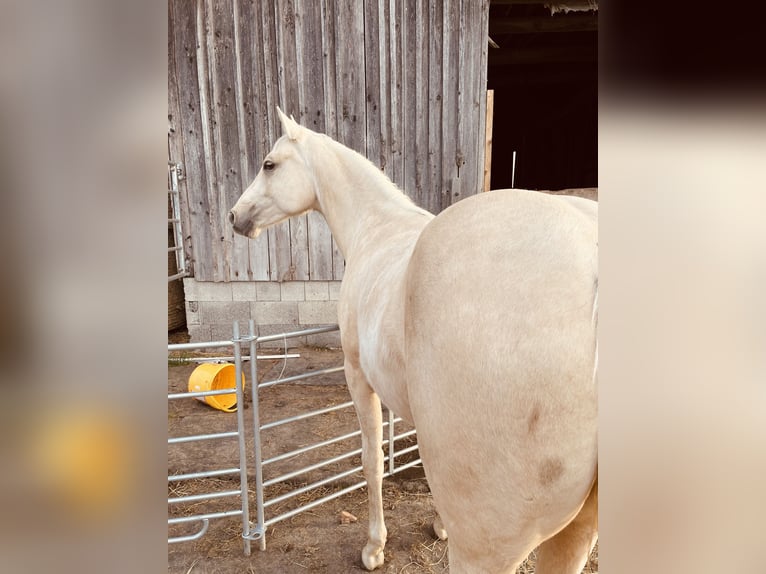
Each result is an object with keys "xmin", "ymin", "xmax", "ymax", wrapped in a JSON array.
[
  {"xmin": 170, "ymin": 354, "xmax": 300, "ymax": 364},
  {"xmin": 263, "ymin": 447, "xmax": 363, "ymax": 487},
  {"xmin": 168, "ymin": 518, "xmax": 208, "ymax": 544},
  {"xmin": 168, "ymin": 431, "xmax": 239, "ymax": 445},
  {"xmin": 392, "ymin": 429, "xmax": 417, "ymax": 441},
  {"xmin": 168, "ymin": 271, "xmax": 187, "ymax": 282},
  {"xmin": 256, "ymin": 325, "xmax": 339, "ymax": 343},
  {"xmin": 264, "ymin": 479, "xmax": 367, "ymax": 528},
  {"xmin": 260, "ymin": 400, "xmax": 354, "ymax": 431},
  {"xmin": 261, "ymin": 428, "xmax": 363, "ymax": 466},
  {"xmin": 388, "ymin": 458, "xmax": 423, "ymax": 476},
  {"xmin": 168, "ymin": 217, "xmax": 181, "ymax": 223},
  {"xmin": 168, "ymin": 509, "xmax": 243, "ymax": 525},
  {"xmin": 168, "ymin": 388, "xmax": 238, "ymax": 400},
  {"xmin": 259, "ymin": 365, "xmax": 345, "ymax": 389},
  {"xmin": 168, "ymin": 489, "xmax": 241, "ymax": 505},
  {"xmin": 263, "ymin": 465, "xmax": 364, "ymax": 508},
  {"xmin": 168, "ymin": 467, "xmax": 241, "ymax": 482},
  {"xmin": 168, "ymin": 340, "xmax": 234, "ymax": 351},
  {"xmin": 392, "ymin": 444, "xmax": 420, "ymax": 458},
  {"xmin": 168, "ymin": 246, "xmax": 183, "ymax": 253}
]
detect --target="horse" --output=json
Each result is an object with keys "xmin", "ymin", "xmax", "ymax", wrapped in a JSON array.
[{"xmin": 229, "ymin": 108, "xmax": 598, "ymax": 573}]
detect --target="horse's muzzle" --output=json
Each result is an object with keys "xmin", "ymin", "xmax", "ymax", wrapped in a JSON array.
[{"xmin": 229, "ymin": 209, "xmax": 253, "ymax": 237}]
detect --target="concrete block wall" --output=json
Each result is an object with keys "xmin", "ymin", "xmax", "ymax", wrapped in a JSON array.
[{"xmin": 183, "ymin": 279, "xmax": 342, "ymax": 348}]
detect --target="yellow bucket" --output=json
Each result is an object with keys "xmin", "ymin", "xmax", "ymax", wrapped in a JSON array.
[{"xmin": 188, "ymin": 363, "xmax": 245, "ymax": 412}]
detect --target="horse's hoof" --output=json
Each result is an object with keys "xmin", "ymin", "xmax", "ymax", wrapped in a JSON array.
[
  {"xmin": 433, "ymin": 515, "xmax": 448, "ymax": 541},
  {"xmin": 361, "ymin": 544, "xmax": 385, "ymax": 570}
]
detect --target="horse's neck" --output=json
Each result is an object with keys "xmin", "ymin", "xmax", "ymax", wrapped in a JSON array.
[{"xmin": 312, "ymin": 140, "xmax": 431, "ymax": 261}]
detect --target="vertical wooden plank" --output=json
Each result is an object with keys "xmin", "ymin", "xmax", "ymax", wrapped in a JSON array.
[
  {"xmin": 295, "ymin": 0, "xmax": 334, "ymax": 280},
  {"xmin": 208, "ymin": 0, "xmax": 250, "ymax": 282},
  {"xmin": 262, "ymin": 0, "xmax": 292, "ymax": 281},
  {"xmin": 235, "ymin": 0, "xmax": 269, "ymax": 279},
  {"xmin": 375, "ymin": 0, "xmax": 393, "ymax": 179},
  {"xmin": 276, "ymin": 0, "xmax": 308, "ymax": 281},
  {"xmin": 457, "ymin": 0, "xmax": 489, "ymax": 202},
  {"xmin": 475, "ymin": 1, "xmax": 490, "ymax": 196},
  {"xmin": 416, "ymin": 0, "xmax": 431, "ymax": 210},
  {"xmin": 275, "ymin": 0, "xmax": 300, "ymax": 115},
  {"xmin": 295, "ymin": 0, "xmax": 326, "ymax": 133},
  {"xmin": 454, "ymin": 0, "xmax": 469, "ymax": 207},
  {"xmin": 364, "ymin": 0, "xmax": 382, "ymax": 172},
  {"xmin": 440, "ymin": 0, "xmax": 459, "ymax": 212},
  {"xmin": 335, "ymin": 0, "xmax": 366, "ymax": 155},
  {"xmin": 167, "ymin": 0, "xmax": 194, "ymax": 276},
  {"xmin": 388, "ymin": 0, "xmax": 404, "ymax": 190},
  {"xmin": 174, "ymin": 0, "xmax": 215, "ymax": 279},
  {"xmin": 320, "ymin": 0, "xmax": 338, "ymax": 140},
  {"xmin": 196, "ymin": 0, "xmax": 225, "ymax": 281},
  {"xmin": 333, "ymin": 0, "xmax": 364, "ymax": 278},
  {"xmin": 318, "ymin": 0, "xmax": 345, "ymax": 279},
  {"xmin": 427, "ymin": 0, "xmax": 443, "ymax": 214},
  {"xmin": 410, "ymin": 0, "xmax": 427, "ymax": 209},
  {"xmin": 483, "ymin": 89, "xmax": 494, "ymax": 192},
  {"xmin": 255, "ymin": 0, "xmax": 280, "ymax": 280},
  {"xmin": 190, "ymin": 0, "xmax": 222, "ymax": 281},
  {"xmin": 402, "ymin": 0, "xmax": 417, "ymax": 203}
]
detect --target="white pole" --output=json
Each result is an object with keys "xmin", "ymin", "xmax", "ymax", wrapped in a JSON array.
[{"xmin": 511, "ymin": 151, "xmax": 517, "ymax": 188}]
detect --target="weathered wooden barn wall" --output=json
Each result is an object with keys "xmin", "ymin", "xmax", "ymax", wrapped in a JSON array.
[{"xmin": 168, "ymin": 0, "xmax": 490, "ymax": 283}]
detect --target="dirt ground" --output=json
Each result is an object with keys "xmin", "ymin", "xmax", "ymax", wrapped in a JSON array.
[{"xmin": 168, "ymin": 329, "xmax": 598, "ymax": 573}]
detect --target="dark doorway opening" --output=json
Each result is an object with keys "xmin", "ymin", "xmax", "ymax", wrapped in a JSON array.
[{"xmin": 487, "ymin": 3, "xmax": 597, "ymax": 191}]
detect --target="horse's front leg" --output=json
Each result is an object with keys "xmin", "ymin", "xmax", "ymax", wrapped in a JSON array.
[{"xmin": 344, "ymin": 358, "xmax": 387, "ymax": 570}]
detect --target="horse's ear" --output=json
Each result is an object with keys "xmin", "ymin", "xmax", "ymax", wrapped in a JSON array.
[{"xmin": 276, "ymin": 106, "xmax": 302, "ymax": 141}]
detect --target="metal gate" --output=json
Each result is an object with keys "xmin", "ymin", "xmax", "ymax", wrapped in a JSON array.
[{"xmin": 168, "ymin": 321, "xmax": 421, "ymax": 554}]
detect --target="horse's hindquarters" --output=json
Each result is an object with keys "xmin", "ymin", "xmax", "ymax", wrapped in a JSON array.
[{"xmin": 404, "ymin": 190, "xmax": 598, "ymax": 570}]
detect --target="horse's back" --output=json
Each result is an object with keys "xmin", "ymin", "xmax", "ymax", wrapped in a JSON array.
[{"xmin": 404, "ymin": 189, "xmax": 598, "ymax": 571}]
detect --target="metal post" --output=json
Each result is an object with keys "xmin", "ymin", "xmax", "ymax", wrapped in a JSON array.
[
  {"xmin": 388, "ymin": 408, "xmax": 395, "ymax": 475},
  {"xmin": 233, "ymin": 322, "xmax": 252, "ymax": 556},
  {"xmin": 247, "ymin": 319, "xmax": 267, "ymax": 551}
]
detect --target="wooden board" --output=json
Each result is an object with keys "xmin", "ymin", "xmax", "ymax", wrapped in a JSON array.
[
  {"xmin": 170, "ymin": 0, "xmax": 490, "ymax": 282},
  {"xmin": 484, "ymin": 89, "xmax": 494, "ymax": 192}
]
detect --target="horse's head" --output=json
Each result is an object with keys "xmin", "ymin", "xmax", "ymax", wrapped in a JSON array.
[{"xmin": 229, "ymin": 108, "xmax": 318, "ymax": 238}]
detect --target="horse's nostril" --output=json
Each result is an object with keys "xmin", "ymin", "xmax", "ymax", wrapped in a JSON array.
[{"xmin": 228, "ymin": 211, "xmax": 235, "ymax": 225}]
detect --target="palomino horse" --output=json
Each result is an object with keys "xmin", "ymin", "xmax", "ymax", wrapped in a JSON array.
[{"xmin": 229, "ymin": 109, "xmax": 598, "ymax": 573}]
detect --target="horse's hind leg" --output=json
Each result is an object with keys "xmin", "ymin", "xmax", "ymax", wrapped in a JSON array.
[
  {"xmin": 535, "ymin": 479, "xmax": 598, "ymax": 574},
  {"xmin": 432, "ymin": 512, "xmax": 448, "ymax": 540},
  {"xmin": 344, "ymin": 358, "xmax": 387, "ymax": 570}
]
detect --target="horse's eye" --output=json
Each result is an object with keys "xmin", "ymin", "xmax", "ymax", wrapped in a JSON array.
[{"xmin": 263, "ymin": 160, "xmax": 276, "ymax": 171}]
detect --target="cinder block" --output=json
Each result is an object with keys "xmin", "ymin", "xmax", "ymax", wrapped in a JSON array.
[
  {"xmin": 187, "ymin": 324, "xmax": 211, "ymax": 343},
  {"xmin": 252, "ymin": 301, "xmax": 299, "ymax": 325},
  {"xmin": 232, "ymin": 282, "xmax": 257, "ymax": 301},
  {"xmin": 255, "ymin": 282, "xmax": 281, "ymax": 301},
  {"xmin": 185, "ymin": 300, "xmax": 200, "ymax": 326},
  {"xmin": 305, "ymin": 281, "xmax": 329, "ymax": 301},
  {"xmin": 183, "ymin": 278, "xmax": 198, "ymax": 300},
  {"xmin": 199, "ymin": 301, "xmax": 250, "ymax": 325},
  {"xmin": 210, "ymin": 322, "xmax": 254, "ymax": 343},
  {"xmin": 194, "ymin": 281, "xmax": 233, "ymax": 302},
  {"xmin": 256, "ymin": 324, "xmax": 307, "ymax": 348},
  {"xmin": 328, "ymin": 281, "xmax": 342, "ymax": 301},
  {"xmin": 281, "ymin": 281, "xmax": 305, "ymax": 301},
  {"xmin": 298, "ymin": 301, "xmax": 338, "ymax": 324},
  {"xmin": 306, "ymin": 327, "xmax": 343, "ymax": 349}
]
